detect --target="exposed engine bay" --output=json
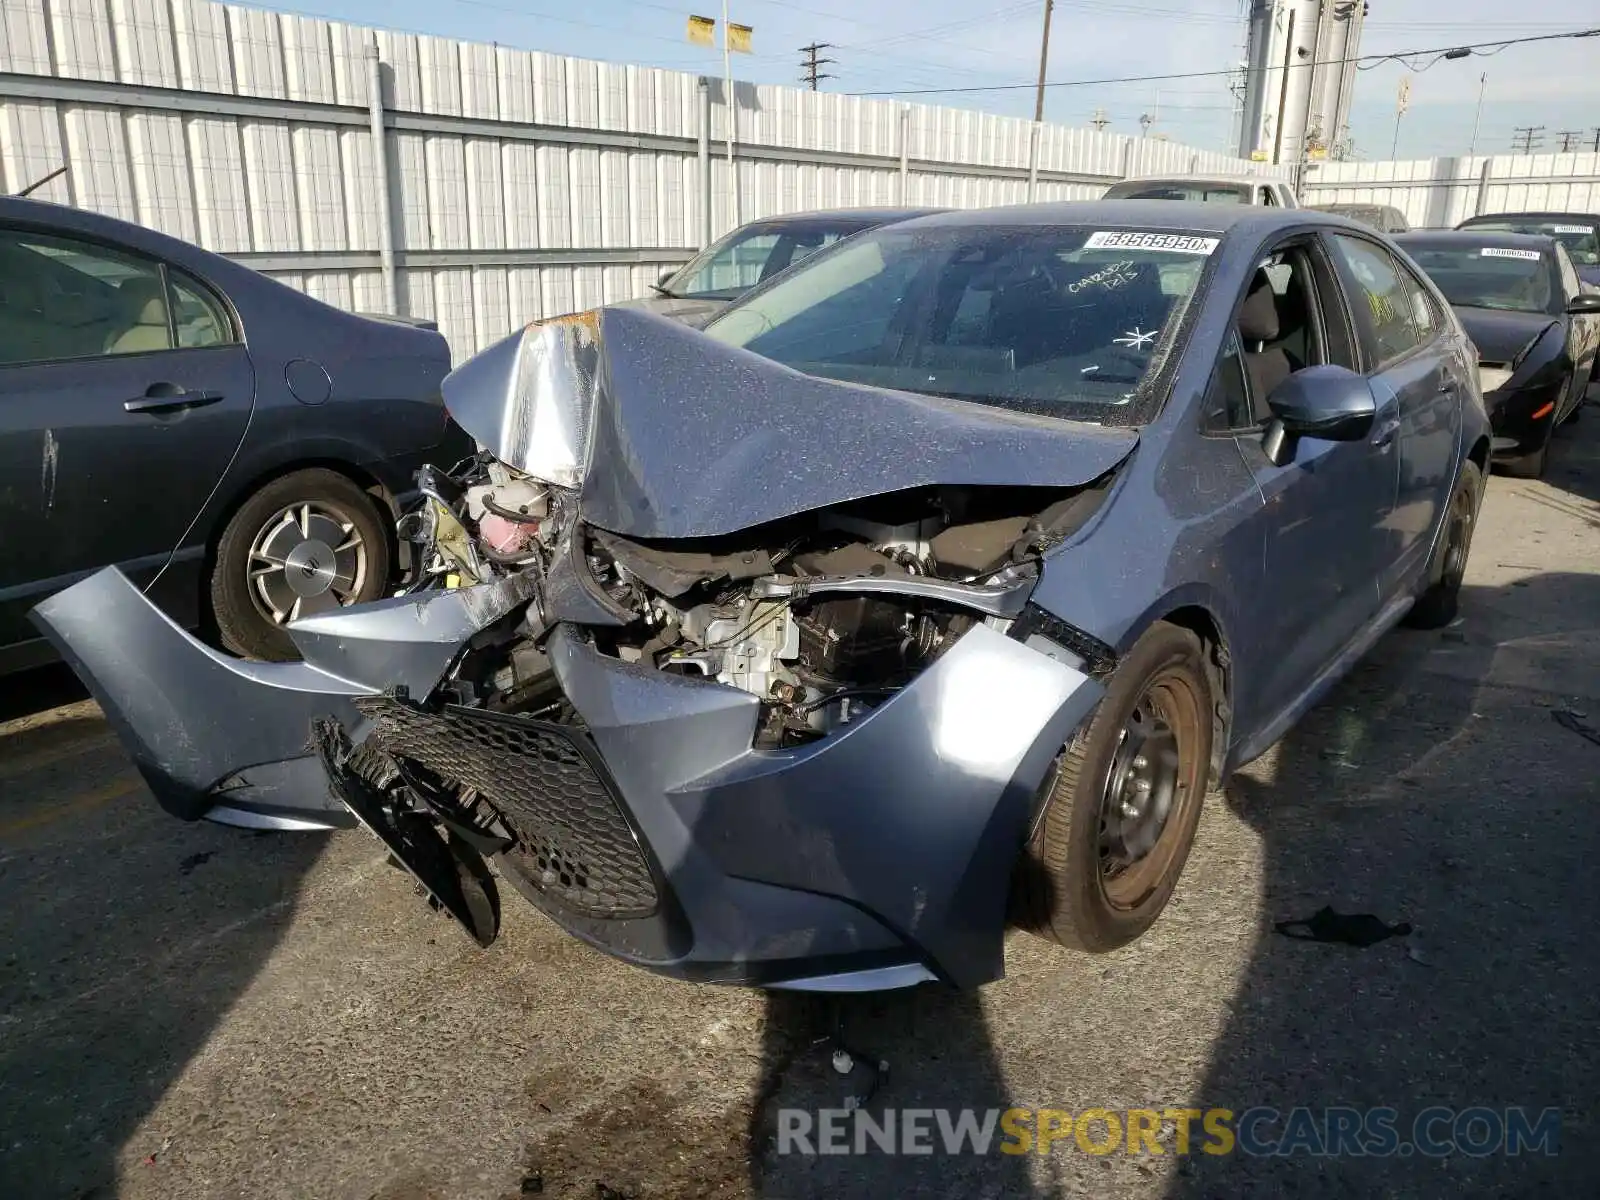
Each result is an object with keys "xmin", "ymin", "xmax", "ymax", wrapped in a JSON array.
[{"xmin": 397, "ymin": 451, "xmax": 1112, "ymax": 750}]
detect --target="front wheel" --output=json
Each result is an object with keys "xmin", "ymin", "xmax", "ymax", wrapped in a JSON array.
[
  {"xmin": 210, "ymin": 468, "xmax": 392, "ymax": 661},
  {"xmin": 1012, "ymin": 621, "xmax": 1213, "ymax": 953}
]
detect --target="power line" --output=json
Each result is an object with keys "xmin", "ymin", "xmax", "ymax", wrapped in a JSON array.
[
  {"xmin": 846, "ymin": 25, "xmax": 1600, "ymax": 96},
  {"xmin": 799, "ymin": 42, "xmax": 836, "ymax": 90}
]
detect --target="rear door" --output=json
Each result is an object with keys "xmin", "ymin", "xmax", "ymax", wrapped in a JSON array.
[
  {"xmin": 1326, "ymin": 232, "xmax": 1460, "ymax": 598},
  {"xmin": 0, "ymin": 225, "xmax": 256, "ymax": 659}
]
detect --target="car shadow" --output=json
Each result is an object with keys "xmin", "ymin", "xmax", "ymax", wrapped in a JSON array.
[
  {"xmin": 1164, "ymin": 569, "xmax": 1600, "ymax": 1195},
  {"xmin": 746, "ymin": 985, "xmax": 1039, "ymax": 1198},
  {"xmin": 0, "ymin": 667, "xmax": 325, "ymax": 1199},
  {"xmin": 1541, "ymin": 395, "xmax": 1600, "ymax": 507}
]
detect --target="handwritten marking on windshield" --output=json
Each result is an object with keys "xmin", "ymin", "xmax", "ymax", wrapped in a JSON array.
[
  {"xmin": 1113, "ymin": 327, "xmax": 1159, "ymax": 350},
  {"xmin": 1069, "ymin": 261, "xmax": 1138, "ymax": 294}
]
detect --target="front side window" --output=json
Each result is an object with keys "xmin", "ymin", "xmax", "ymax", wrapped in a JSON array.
[
  {"xmin": 1402, "ymin": 243, "xmax": 1555, "ymax": 315},
  {"xmin": 665, "ymin": 224, "xmax": 856, "ymax": 300},
  {"xmin": 704, "ymin": 224, "xmax": 1216, "ymax": 422},
  {"xmin": 1330, "ymin": 234, "xmax": 1427, "ymax": 364},
  {"xmin": 0, "ymin": 229, "xmax": 178, "ymax": 365},
  {"xmin": 1464, "ymin": 218, "xmax": 1599, "ymax": 267},
  {"xmin": 1204, "ymin": 329, "xmax": 1255, "ymax": 431}
]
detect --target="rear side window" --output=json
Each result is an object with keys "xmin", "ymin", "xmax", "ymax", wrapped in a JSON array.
[
  {"xmin": 0, "ymin": 228, "xmax": 235, "ymax": 366},
  {"xmin": 170, "ymin": 271, "xmax": 231, "ymax": 348},
  {"xmin": 1329, "ymin": 234, "xmax": 1428, "ymax": 365}
]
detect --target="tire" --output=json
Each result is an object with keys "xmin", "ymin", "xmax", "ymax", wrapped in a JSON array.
[
  {"xmin": 1012, "ymin": 621, "xmax": 1213, "ymax": 953},
  {"xmin": 210, "ymin": 468, "xmax": 392, "ymax": 661},
  {"xmin": 1404, "ymin": 460, "xmax": 1481, "ymax": 630}
]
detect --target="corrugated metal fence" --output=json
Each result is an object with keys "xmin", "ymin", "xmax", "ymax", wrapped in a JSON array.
[
  {"xmin": 1, "ymin": 0, "xmax": 1283, "ymax": 358},
  {"xmin": 1300, "ymin": 153, "xmax": 1600, "ymax": 230}
]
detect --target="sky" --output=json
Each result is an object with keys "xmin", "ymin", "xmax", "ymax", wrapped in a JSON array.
[{"xmin": 257, "ymin": 0, "xmax": 1600, "ymax": 159}]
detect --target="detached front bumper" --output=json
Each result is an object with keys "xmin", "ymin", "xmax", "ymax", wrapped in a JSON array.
[{"xmin": 34, "ymin": 569, "xmax": 1104, "ymax": 990}]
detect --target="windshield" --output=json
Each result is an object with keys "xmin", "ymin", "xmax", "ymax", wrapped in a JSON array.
[
  {"xmin": 1105, "ymin": 180, "xmax": 1250, "ymax": 204},
  {"xmin": 1464, "ymin": 219, "xmax": 1599, "ymax": 266},
  {"xmin": 1404, "ymin": 245, "xmax": 1554, "ymax": 314},
  {"xmin": 662, "ymin": 221, "xmax": 863, "ymax": 300},
  {"xmin": 702, "ymin": 224, "xmax": 1217, "ymax": 420}
]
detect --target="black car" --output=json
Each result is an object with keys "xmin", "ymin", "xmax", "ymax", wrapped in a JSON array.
[
  {"xmin": 1396, "ymin": 230, "xmax": 1600, "ymax": 477},
  {"xmin": 1456, "ymin": 211, "xmax": 1600, "ymax": 287},
  {"xmin": 626, "ymin": 207, "xmax": 945, "ymax": 327},
  {"xmin": 0, "ymin": 196, "xmax": 459, "ymax": 671},
  {"xmin": 1310, "ymin": 203, "xmax": 1410, "ymax": 233}
]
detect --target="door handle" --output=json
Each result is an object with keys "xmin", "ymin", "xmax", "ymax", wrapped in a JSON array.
[
  {"xmin": 1371, "ymin": 415, "xmax": 1401, "ymax": 448},
  {"xmin": 124, "ymin": 384, "xmax": 224, "ymax": 414}
]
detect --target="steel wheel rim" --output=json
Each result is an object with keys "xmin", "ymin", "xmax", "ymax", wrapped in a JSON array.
[
  {"xmin": 1441, "ymin": 483, "xmax": 1475, "ymax": 591},
  {"xmin": 1097, "ymin": 668, "xmax": 1204, "ymax": 911},
  {"xmin": 246, "ymin": 500, "xmax": 368, "ymax": 626}
]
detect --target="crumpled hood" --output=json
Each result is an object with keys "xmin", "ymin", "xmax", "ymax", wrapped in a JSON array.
[
  {"xmin": 443, "ymin": 305, "xmax": 1139, "ymax": 541},
  {"xmin": 1455, "ymin": 306, "xmax": 1556, "ymax": 364}
]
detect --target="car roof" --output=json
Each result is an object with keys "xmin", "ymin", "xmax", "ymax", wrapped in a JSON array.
[
  {"xmin": 1395, "ymin": 230, "xmax": 1557, "ymax": 254},
  {"xmin": 1115, "ymin": 174, "xmax": 1282, "ymax": 187},
  {"xmin": 1459, "ymin": 211, "xmax": 1599, "ymax": 224},
  {"xmin": 890, "ymin": 199, "xmax": 1314, "ymax": 235}
]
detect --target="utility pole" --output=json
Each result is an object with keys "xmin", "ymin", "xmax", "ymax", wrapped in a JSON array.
[
  {"xmin": 1591, "ymin": 127, "xmax": 1600, "ymax": 153},
  {"xmin": 1511, "ymin": 125, "xmax": 1545, "ymax": 154},
  {"xmin": 1033, "ymin": 0, "xmax": 1054, "ymax": 123},
  {"xmin": 1467, "ymin": 72, "xmax": 1486, "ymax": 157},
  {"xmin": 798, "ymin": 42, "xmax": 834, "ymax": 91},
  {"xmin": 1555, "ymin": 130, "xmax": 1584, "ymax": 153}
]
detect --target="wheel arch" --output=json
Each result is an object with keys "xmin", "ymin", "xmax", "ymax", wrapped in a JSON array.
[
  {"xmin": 1467, "ymin": 433, "xmax": 1490, "ymax": 478},
  {"xmin": 1123, "ymin": 597, "xmax": 1235, "ymax": 790}
]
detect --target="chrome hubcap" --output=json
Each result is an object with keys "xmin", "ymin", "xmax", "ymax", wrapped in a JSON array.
[{"xmin": 248, "ymin": 502, "xmax": 367, "ymax": 625}]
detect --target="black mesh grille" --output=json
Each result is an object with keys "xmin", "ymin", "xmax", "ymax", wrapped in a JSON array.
[{"xmin": 355, "ymin": 696, "xmax": 658, "ymax": 919}]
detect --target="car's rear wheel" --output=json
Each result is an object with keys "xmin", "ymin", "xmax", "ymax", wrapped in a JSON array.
[
  {"xmin": 1013, "ymin": 621, "xmax": 1212, "ymax": 953},
  {"xmin": 1404, "ymin": 460, "xmax": 1481, "ymax": 630},
  {"xmin": 211, "ymin": 469, "xmax": 391, "ymax": 661}
]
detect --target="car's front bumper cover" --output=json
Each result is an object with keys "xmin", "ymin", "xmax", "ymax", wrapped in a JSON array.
[{"xmin": 32, "ymin": 569, "xmax": 1104, "ymax": 989}]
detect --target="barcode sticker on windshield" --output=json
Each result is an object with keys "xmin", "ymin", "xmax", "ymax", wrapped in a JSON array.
[
  {"xmin": 1084, "ymin": 231, "xmax": 1220, "ymax": 255},
  {"xmin": 1480, "ymin": 247, "xmax": 1543, "ymax": 261},
  {"xmin": 1553, "ymin": 224, "xmax": 1591, "ymax": 234}
]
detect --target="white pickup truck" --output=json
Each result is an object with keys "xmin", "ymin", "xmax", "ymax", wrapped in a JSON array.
[{"xmin": 1102, "ymin": 175, "xmax": 1301, "ymax": 208}]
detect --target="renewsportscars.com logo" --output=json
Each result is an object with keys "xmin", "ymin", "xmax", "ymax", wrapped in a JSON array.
[{"xmin": 776, "ymin": 1106, "xmax": 1561, "ymax": 1158}]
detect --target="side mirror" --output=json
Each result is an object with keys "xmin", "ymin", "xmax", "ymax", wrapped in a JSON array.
[
  {"xmin": 1264, "ymin": 364, "xmax": 1377, "ymax": 449},
  {"xmin": 1565, "ymin": 293, "xmax": 1600, "ymax": 315},
  {"xmin": 657, "ymin": 270, "xmax": 676, "ymax": 287}
]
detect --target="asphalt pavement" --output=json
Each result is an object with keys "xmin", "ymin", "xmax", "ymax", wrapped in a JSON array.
[{"xmin": 3, "ymin": 408, "xmax": 1599, "ymax": 1200}]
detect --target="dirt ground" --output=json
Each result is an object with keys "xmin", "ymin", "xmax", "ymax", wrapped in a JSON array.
[{"xmin": 4, "ymin": 408, "xmax": 1599, "ymax": 1200}]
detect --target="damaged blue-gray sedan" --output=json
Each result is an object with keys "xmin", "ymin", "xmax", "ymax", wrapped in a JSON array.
[{"xmin": 33, "ymin": 203, "xmax": 1491, "ymax": 991}]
